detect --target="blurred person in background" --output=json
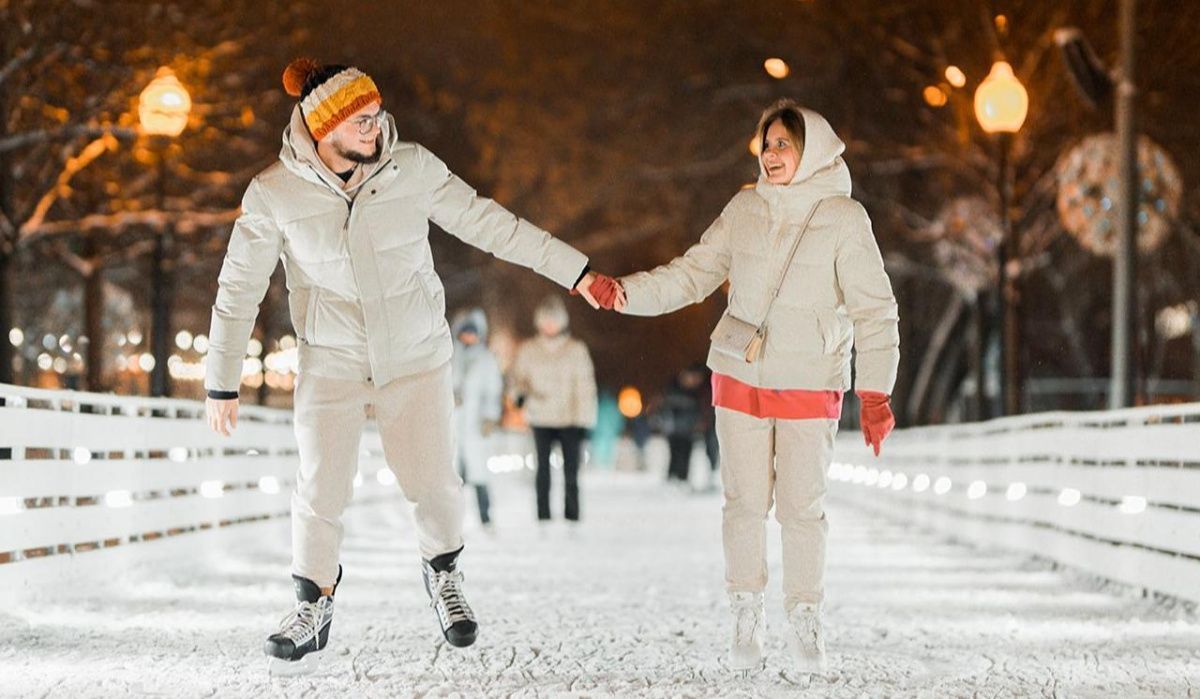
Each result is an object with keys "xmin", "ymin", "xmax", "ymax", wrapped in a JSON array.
[
  {"xmin": 655, "ymin": 363, "xmax": 710, "ymax": 490},
  {"xmin": 509, "ymin": 295, "xmax": 598, "ymax": 526},
  {"xmin": 589, "ymin": 388, "xmax": 625, "ymax": 469},
  {"xmin": 451, "ymin": 308, "xmax": 502, "ymax": 533}
]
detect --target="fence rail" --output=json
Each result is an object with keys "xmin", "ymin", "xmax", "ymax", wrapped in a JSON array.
[
  {"xmin": 830, "ymin": 402, "xmax": 1200, "ymax": 603},
  {"xmin": 6, "ymin": 384, "xmax": 1198, "ymax": 603},
  {"xmin": 0, "ymin": 383, "xmax": 392, "ymax": 594}
]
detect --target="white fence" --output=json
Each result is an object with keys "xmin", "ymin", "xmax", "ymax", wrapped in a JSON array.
[
  {"xmin": 830, "ymin": 402, "xmax": 1200, "ymax": 603},
  {"xmin": 6, "ymin": 383, "xmax": 1197, "ymax": 604},
  {"xmin": 0, "ymin": 384, "xmax": 393, "ymax": 594}
]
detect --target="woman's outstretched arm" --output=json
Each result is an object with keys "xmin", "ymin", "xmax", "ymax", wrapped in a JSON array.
[
  {"xmin": 617, "ymin": 211, "xmax": 733, "ymax": 317},
  {"xmin": 833, "ymin": 199, "xmax": 900, "ymax": 395}
]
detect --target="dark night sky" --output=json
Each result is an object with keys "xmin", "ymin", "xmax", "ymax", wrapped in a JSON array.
[
  {"xmin": 8, "ymin": 1, "xmax": 1198, "ymax": 413},
  {"xmin": 263, "ymin": 2, "xmax": 1199, "ymax": 411}
]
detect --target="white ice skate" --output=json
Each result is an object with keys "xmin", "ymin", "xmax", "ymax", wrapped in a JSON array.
[
  {"xmin": 785, "ymin": 603, "xmax": 827, "ymax": 675},
  {"xmin": 727, "ymin": 591, "xmax": 765, "ymax": 676}
]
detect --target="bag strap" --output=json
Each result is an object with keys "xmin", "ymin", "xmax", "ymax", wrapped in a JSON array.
[{"xmin": 755, "ymin": 199, "xmax": 825, "ymax": 328}]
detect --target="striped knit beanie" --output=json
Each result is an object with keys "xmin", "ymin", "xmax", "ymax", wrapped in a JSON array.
[{"xmin": 282, "ymin": 58, "xmax": 382, "ymax": 141}]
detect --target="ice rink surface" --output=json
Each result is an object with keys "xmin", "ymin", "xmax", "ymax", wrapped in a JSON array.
[{"xmin": 3, "ymin": 468, "xmax": 1198, "ymax": 698}]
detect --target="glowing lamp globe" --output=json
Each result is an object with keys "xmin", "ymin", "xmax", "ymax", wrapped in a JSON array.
[
  {"xmin": 973, "ymin": 61, "xmax": 1028, "ymax": 134},
  {"xmin": 139, "ymin": 67, "xmax": 192, "ymax": 137}
]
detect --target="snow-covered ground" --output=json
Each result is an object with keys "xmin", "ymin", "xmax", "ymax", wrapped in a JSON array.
[{"xmin": 3, "ymin": 466, "xmax": 1198, "ymax": 698}]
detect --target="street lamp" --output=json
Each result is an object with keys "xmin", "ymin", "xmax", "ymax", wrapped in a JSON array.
[
  {"xmin": 974, "ymin": 60, "xmax": 1028, "ymax": 417},
  {"xmin": 139, "ymin": 67, "xmax": 191, "ymax": 398},
  {"xmin": 763, "ymin": 58, "xmax": 790, "ymax": 80},
  {"xmin": 139, "ymin": 68, "xmax": 191, "ymax": 137}
]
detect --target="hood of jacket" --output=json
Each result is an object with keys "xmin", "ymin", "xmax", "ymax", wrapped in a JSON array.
[
  {"xmin": 755, "ymin": 108, "xmax": 852, "ymax": 220},
  {"xmin": 451, "ymin": 307, "xmax": 490, "ymax": 341},
  {"xmin": 279, "ymin": 104, "xmax": 399, "ymax": 197}
]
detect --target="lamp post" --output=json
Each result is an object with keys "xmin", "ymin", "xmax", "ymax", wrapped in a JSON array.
[
  {"xmin": 138, "ymin": 67, "xmax": 191, "ymax": 398},
  {"xmin": 974, "ymin": 60, "xmax": 1028, "ymax": 417},
  {"xmin": 1054, "ymin": 0, "xmax": 1140, "ymax": 408},
  {"xmin": 1112, "ymin": 0, "xmax": 1139, "ymax": 409}
]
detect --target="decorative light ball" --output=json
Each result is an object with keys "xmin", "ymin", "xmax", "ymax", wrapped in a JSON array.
[
  {"xmin": 1056, "ymin": 133, "xmax": 1182, "ymax": 256},
  {"xmin": 931, "ymin": 196, "xmax": 1004, "ymax": 295}
]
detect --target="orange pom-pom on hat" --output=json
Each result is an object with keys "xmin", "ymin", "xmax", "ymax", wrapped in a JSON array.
[
  {"xmin": 283, "ymin": 58, "xmax": 382, "ymax": 140},
  {"xmin": 282, "ymin": 58, "xmax": 320, "ymax": 98}
]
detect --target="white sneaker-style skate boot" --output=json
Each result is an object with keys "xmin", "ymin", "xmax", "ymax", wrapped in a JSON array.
[
  {"xmin": 785, "ymin": 603, "xmax": 827, "ymax": 674},
  {"xmin": 727, "ymin": 591, "xmax": 765, "ymax": 674}
]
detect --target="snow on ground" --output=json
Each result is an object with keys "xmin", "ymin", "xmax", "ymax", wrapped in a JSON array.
[{"xmin": 3, "ymin": 466, "xmax": 1198, "ymax": 698}]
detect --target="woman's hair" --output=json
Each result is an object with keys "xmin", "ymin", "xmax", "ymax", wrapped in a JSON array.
[
  {"xmin": 756, "ymin": 98, "xmax": 807, "ymax": 156},
  {"xmin": 534, "ymin": 295, "xmax": 569, "ymax": 331}
]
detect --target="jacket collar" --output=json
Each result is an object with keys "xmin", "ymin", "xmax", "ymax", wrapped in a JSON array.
[{"xmin": 279, "ymin": 105, "xmax": 400, "ymax": 199}]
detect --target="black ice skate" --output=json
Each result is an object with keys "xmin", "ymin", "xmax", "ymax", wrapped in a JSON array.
[
  {"xmin": 421, "ymin": 547, "xmax": 478, "ymax": 647},
  {"xmin": 264, "ymin": 566, "xmax": 342, "ymax": 676}
]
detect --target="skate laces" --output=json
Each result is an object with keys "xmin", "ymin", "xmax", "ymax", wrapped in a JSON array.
[
  {"xmin": 789, "ymin": 607, "xmax": 823, "ymax": 650},
  {"xmin": 731, "ymin": 598, "xmax": 761, "ymax": 646},
  {"xmin": 429, "ymin": 570, "xmax": 475, "ymax": 624},
  {"xmin": 277, "ymin": 597, "xmax": 332, "ymax": 643}
]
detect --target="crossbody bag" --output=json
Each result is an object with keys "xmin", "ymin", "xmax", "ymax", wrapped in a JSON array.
[{"xmin": 709, "ymin": 200, "xmax": 824, "ymax": 363}]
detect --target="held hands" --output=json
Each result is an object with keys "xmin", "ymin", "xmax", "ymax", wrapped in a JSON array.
[
  {"xmin": 571, "ymin": 272, "xmax": 601, "ymax": 309},
  {"xmin": 206, "ymin": 397, "xmax": 240, "ymax": 437},
  {"xmin": 857, "ymin": 391, "xmax": 895, "ymax": 457},
  {"xmin": 588, "ymin": 274, "xmax": 626, "ymax": 311},
  {"xmin": 571, "ymin": 271, "xmax": 626, "ymax": 311}
]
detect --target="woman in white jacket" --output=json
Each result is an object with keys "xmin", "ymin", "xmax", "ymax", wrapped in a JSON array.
[{"xmin": 595, "ymin": 100, "xmax": 900, "ymax": 675}]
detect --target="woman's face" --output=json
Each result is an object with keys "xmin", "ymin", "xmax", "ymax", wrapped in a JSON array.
[
  {"xmin": 760, "ymin": 119, "xmax": 802, "ymax": 185},
  {"xmin": 537, "ymin": 318, "xmax": 562, "ymax": 337}
]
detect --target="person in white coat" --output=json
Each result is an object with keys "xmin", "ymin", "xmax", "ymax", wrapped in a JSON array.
[
  {"xmin": 201, "ymin": 58, "xmax": 607, "ymax": 672},
  {"xmin": 593, "ymin": 100, "xmax": 900, "ymax": 675},
  {"xmin": 451, "ymin": 308, "xmax": 503, "ymax": 530},
  {"xmin": 508, "ymin": 296, "xmax": 598, "ymax": 524}
]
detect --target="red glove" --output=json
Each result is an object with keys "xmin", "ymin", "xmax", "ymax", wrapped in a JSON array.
[
  {"xmin": 857, "ymin": 391, "xmax": 895, "ymax": 457},
  {"xmin": 587, "ymin": 274, "xmax": 622, "ymax": 310}
]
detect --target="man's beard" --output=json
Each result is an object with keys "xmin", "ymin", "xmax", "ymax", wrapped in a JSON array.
[{"xmin": 337, "ymin": 138, "xmax": 382, "ymax": 164}]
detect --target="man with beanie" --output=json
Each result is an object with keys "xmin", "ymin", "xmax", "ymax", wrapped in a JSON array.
[{"xmin": 203, "ymin": 58, "xmax": 609, "ymax": 674}]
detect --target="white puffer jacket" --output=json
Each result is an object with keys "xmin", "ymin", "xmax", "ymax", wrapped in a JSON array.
[
  {"xmin": 205, "ymin": 107, "xmax": 588, "ymax": 393},
  {"xmin": 452, "ymin": 309, "xmax": 503, "ymax": 483},
  {"xmin": 509, "ymin": 334, "xmax": 598, "ymax": 429},
  {"xmin": 619, "ymin": 108, "xmax": 899, "ymax": 394}
]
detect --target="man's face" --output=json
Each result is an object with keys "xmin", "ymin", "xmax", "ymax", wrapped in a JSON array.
[{"xmin": 324, "ymin": 102, "xmax": 383, "ymax": 164}]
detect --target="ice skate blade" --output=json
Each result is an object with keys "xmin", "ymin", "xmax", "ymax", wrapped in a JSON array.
[
  {"xmin": 783, "ymin": 660, "xmax": 828, "ymax": 683},
  {"xmin": 724, "ymin": 659, "xmax": 765, "ymax": 678},
  {"xmin": 267, "ymin": 651, "xmax": 327, "ymax": 678},
  {"xmin": 792, "ymin": 657, "xmax": 827, "ymax": 675}
]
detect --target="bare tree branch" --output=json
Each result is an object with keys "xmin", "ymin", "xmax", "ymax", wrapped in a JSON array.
[
  {"xmin": 0, "ymin": 45, "xmax": 36, "ymax": 88},
  {"xmin": 20, "ymin": 209, "xmax": 238, "ymax": 241},
  {"xmin": 0, "ymin": 124, "xmax": 136, "ymax": 154}
]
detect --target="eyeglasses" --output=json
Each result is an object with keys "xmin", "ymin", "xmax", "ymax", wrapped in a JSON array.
[{"xmin": 350, "ymin": 110, "xmax": 387, "ymax": 135}]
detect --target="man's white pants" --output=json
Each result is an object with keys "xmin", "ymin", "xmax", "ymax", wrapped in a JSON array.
[
  {"xmin": 716, "ymin": 407, "xmax": 835, "ymax": 610},
  {"xmin": 290, "ymin": 362, "xmax": 465, "ymax": 588}
]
